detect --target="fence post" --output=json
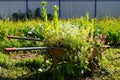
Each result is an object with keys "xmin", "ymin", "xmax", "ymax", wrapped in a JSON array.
[
  {"xmin": 94, "ymin": 0, "xmax": 97, "ymax": 17},
  {"xmin": 26, "ymin": 0, "xmax": 28, "ymax": 18},
  {"xmin": 59, "ymin": 0, "xmax": 61, "ymax": 18}
]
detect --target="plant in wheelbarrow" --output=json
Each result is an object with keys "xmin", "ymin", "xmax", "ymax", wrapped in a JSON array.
[{"xmin": 44, "ymin": 12, "xmax": 107, "ymax": 79}]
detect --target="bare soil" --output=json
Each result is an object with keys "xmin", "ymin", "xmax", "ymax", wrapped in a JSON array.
[{"xmin": 9, "ymin": 52, "xmax": 38, "ymax": 60}]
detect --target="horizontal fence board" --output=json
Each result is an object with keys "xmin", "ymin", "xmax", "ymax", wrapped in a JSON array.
[{"xmin": 1, "ymin": 0, "xmax": 120, "ymax": 2}]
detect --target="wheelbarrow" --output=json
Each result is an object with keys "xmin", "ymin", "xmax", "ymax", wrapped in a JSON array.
[
  {"xmin": 5, "ymin": 36, "xmax": 67, "ymax": 63},
  {"xmin": 5, "ymin": 36, "xmax": 110, "ymax": 63}
]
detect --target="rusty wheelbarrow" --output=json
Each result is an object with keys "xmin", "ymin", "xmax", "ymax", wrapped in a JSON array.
[
  {"xmin": 5, "ymin": 36, "xmax": 68, "ymax": 63},
  {"xmin": 5, "ymin": 36, "xmax": 110, "ymax": 63}
]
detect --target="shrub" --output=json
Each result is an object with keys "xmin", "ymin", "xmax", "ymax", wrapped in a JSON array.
[
  {"xmin": 26, "ymin": 9, "xmax": 33, "ymax": 19},
  {"xmin": 106, "ymin": 31, "xmax": 120, "ymax": 46},
  {"xmin": 96, "ymin": 17, "xmax": 120, "ymax": 47},
  {"xmin": 34, "ymin": 7, "xmax": 41, "ymax": 19},
  {"xmin": 12, "ymin": 12, "xmax": 26, "ymax": 21}
]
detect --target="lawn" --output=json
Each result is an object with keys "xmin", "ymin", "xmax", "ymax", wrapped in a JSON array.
[{"xmin": 0, "ymin": 48, "xmax": 119, "ymax": 80}]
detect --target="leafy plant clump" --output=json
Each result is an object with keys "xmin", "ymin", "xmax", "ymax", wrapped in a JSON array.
[
  {"xmin": 39, "ymin": 4, "xmax": 105, "ymax": 79},
  {"xmin": 96, "ymin": 18, "xmax": 120, "ymax": 47}
]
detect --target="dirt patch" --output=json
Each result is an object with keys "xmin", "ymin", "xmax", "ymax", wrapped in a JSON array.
[{"xmin": 9, "ymin": 52, "xmax": 38, "ymax": 60}]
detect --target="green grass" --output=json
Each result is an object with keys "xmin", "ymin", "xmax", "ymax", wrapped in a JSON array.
[
  {"xmin": 100, "ymin": 48, "xmax": 120, "ymax": 80},
  {"xmin": 0, "ymin": 53, "xmax": 45, "ymax": 80},
  {"xmin": 0, "ymin": 48, "xmax": 119, "ymax": 80},
  {"xmin": 0, "ymin": 15, "xmax": 120, "ymax": 79}
]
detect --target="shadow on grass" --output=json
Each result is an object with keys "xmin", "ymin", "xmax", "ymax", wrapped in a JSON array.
[
  {"xmin": 17, "ymin": 71, "xmax": 53, "ymax": 80},
  {"xmin": 0, "ymin": 69, "xmax": 107, "ymax": 80},
  {"xmin": 16, "ymin": 71, "xmax": 81, "ymax": 80},
  {"xmin": 16, "ymin": 71, "xmax": 91, "ymax": 80},
  {"xmin": 0, "ymin": 76, "xmax": 15, "ymax": 80}
]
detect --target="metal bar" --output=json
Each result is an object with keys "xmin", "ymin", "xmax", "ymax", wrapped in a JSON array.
[
  {"xmin": 7, "ymin": 36, "xmax": 42, "ymax": 41},
  {"xmin": 5, "ymin": 47, "xmax": 49, "ymax": 51}
]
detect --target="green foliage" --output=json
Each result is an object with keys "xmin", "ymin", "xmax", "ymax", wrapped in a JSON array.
[
  {"xmin": 0, "ymin": 53, "xmax": 14, "ymax": 68},
  {"xmin": 41, "ymin": 1, "xmax": 47, "ymax": 22},
  {"xmin": 53, "ymin": 5, "xmax": 59, "ymax": 33},
  {"xmin": 52, "ymin": 51, "xmax": 90, "ymax": 79},
  {"xmin": 99, "ymin": 48, "xmax": 120, "ymax": 80},
  {"xmin": 15, "ymin": 55, "xmax": 44, "ymax": 70},
  {"xmin": 96, "ymin": 18, "xmax": 120, "ymax": 47},
  {"xmin": 33, "ymin": 24, "xmax": 44, "ymax": 39},
  {"xmin": 45, "ymin": 13, "xmax": 104, "ymax": 80},
  {"xmin": 0, "ymin": 67, "xmax": 30, "ymax": 79},
  {"xmin": 106, "ymin": 31, "xmax": 120, "ymax": 46},
  {"xmin": 0, "ymin": 20, "xmax": 43, "ymax": 51},
  {"xmin": 12, "ymin": 12, "xmax": 26, "ymax": 21}
]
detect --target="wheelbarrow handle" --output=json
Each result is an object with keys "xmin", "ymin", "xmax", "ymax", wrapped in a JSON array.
[
  {"xmin": 5, "ymin": 48, "xmax": 16, "ymax": 51},
  {"xmin": 5, "ymin": 47, "xmax": 49, "ymax": 51},
  {"xmin": 7, "ymin": 36, "xmax": 16, "ymax": 38},
  {"xmin": 7, "ymin": 36, "xmax": 42, "ymax": 41}
]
